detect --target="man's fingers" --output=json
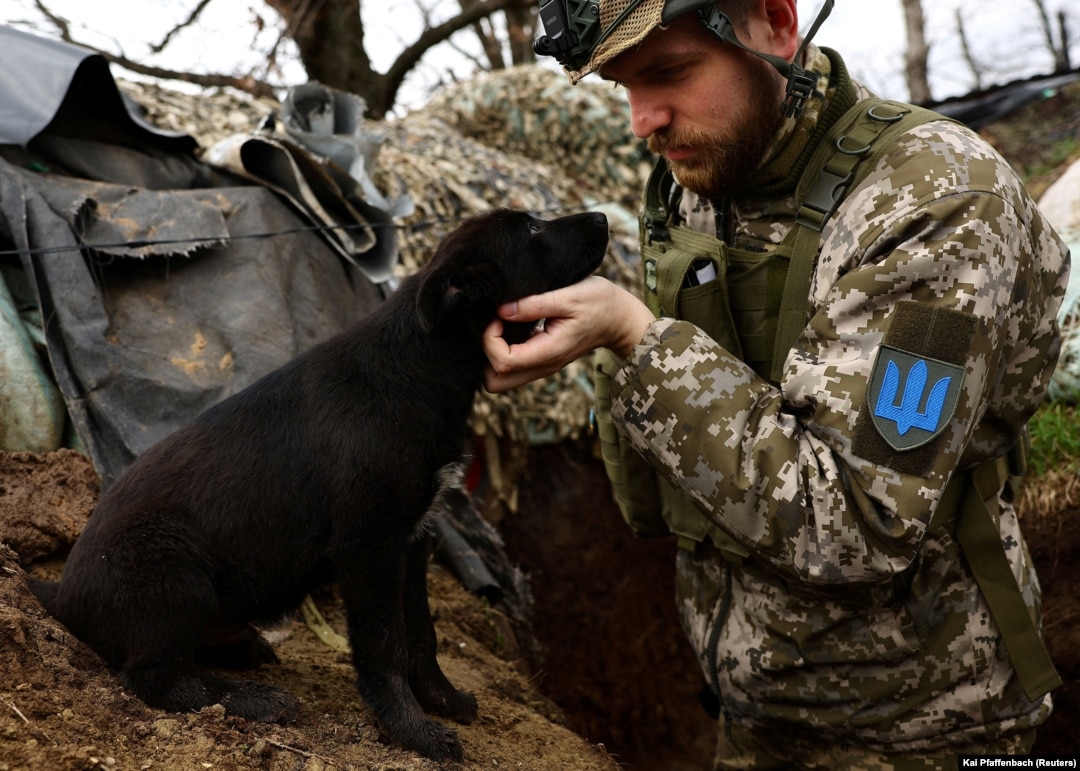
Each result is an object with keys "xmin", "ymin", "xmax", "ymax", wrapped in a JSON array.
[
  {"xmin": 484, "ymin": 360, "xmax": 552, "ymax": 393},
  {"xmin": 500, "ymin": 289, "xmax": 562, "ymax": 322}
]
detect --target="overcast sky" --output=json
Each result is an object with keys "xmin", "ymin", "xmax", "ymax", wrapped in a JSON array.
[{"xmin": 0, "ymin": 0, "xmax": 1075, "ymax": 113}]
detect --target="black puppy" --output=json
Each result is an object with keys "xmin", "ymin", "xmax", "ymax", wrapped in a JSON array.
[{"xmin": 30, "ymin": 208, "xmax": 608, "ymax": 763}]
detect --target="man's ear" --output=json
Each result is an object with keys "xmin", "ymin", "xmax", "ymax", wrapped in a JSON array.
[
  {"xmin": 761, "ymin": 0, "xmax": 799, "ymax": 60},
  {"xmin": 416, "ymin": 257, "xmax": 503, "ymax": 331}
]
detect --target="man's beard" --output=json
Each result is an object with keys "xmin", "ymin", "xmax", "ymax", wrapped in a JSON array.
[{"xmin": 647, "ymin": 58, "xmax": 785, "ymax": 200}]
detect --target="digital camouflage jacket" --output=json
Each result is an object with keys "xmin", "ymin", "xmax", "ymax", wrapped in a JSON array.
[{"xmin": 608, "ymin": 46, "xmax": 1070, "ymax": 752}]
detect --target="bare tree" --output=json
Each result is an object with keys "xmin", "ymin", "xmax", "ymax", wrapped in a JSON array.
[
  {"xmin": 457, "ymin": 0, "xmax": 537, "ymax": 69},
  {"xmin": 1030, "ymin": 0, "xmax": 1072, "ymax": 72},
  {"xmin": 265, "ymin": 0, "xmax": 536, "ymax": 117},
  {"xmin": 32, "ymin": 0, "xmax": 535, "ymax": 119},
  {"xmin": 1059, "ymin": 10, "xmax": 1073, "ymax": 71},
  {"xmin": 901, "ymin": 0, "xmax": 932, "ymax": 104},
  {"xmin": 955, "ymin": 8, "xmax": 983, "ymax": 92},
  {"xmin": 31, "ymin": 0, "xmax": 280, "ymax": 97}
]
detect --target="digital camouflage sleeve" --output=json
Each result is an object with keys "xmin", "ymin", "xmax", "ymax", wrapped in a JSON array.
[{"xmin": 609, "ymin": 117, "xmax": 1070, "ymax": 751}]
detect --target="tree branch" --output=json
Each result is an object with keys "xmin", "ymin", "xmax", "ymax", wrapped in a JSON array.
[
  {"xmin": 33, "ymin": 0, "xmax": 72, "ymax": 41},
  {"xmin": 382, "ymin": 0, "xmax": 520, "ymax": 107},
  {"xmin": 34, "ymin": 0, "xmax": 278, "ymax": 99},
  {"xmin": 150, "ymin": 0, "xmax": 215, "ymax": 54},
  {"xmin": 100, "ymin": 50, "xmax": 280, "ymax": 98}
]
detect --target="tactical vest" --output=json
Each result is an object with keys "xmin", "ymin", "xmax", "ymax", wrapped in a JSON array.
[
  {"xmin": 592, "ymin": 96, "xmax": 1062, "ymax": 701},
  {"xmin": 598, "ymin": 96, "xmax": 938, "ymax": 556}
]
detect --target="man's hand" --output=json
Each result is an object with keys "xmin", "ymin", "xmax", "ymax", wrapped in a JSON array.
[{"xmin": 482, "ymin": 276, "xmax": 654, "ymax": 392}]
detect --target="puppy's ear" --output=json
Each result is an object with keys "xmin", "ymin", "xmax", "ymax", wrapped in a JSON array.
[{"xmin": 416, "ymin": 257, "xmax": 504, "ymax": 331}]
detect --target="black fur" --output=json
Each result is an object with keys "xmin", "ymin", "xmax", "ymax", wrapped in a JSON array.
[{"xmin": 29, "ymin": 208, "xmax": 608, "ymax": 763}]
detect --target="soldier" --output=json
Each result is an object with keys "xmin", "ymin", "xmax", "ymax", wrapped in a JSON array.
[{"xmin": 483, "ymin": 0, "xmax": 1069, "ymax": 768}]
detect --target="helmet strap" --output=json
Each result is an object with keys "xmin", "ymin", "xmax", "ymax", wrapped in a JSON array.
[{"xmin": 697, "ymin": 0, "xmax": 835, "ymax": 118}]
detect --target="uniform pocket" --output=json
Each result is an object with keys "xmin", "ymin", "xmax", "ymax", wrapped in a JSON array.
[
  {"xmin": 733, "ymin": 567, "xmax": 921, "ymax": 672},
  {"xmin": 795, "ymin": 605, "xmax": 921, "ymax": 665},
  {"xmin": 677, "ymin": 276, "xmax": 735, "ymax": 348}
]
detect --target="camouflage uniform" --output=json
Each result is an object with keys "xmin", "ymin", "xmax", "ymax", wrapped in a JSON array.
[{"xmin": 607, "ymin": 44, "xmax": 1070, "ymax": 763}]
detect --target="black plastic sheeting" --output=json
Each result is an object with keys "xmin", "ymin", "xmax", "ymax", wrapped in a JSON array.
[
  {"xmin": 931, "ymin": 70, "xmax": 1080, "ymax": 130},
  {"xmin": 0, "ymin": 27, "xmax": 386, "ymax": 488},
  {"xmin": 0, "ymin": 25, "xmax": 196, "ymax": 152}
]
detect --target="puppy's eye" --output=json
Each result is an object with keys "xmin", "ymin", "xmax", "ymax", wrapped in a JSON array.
[{"xmin": 528, "ymin": 222, "xmax": 543, "ymax": 236}]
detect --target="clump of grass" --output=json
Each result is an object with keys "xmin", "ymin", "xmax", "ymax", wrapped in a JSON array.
[
  {"xmin": 1016, "ymin": 402, "xmax": 1080, "ymax": 524},
  {"xmin": 1027, "ymin": 136, "xmax": 1079, "ymax": 179},
  {"xmin": 1026, "ymin": 401, "xmax": 1080, "ymax": 478}
]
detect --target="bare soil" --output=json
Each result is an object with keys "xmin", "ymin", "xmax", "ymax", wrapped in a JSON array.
[{"xmin": 0, "ymin": 449, "xmax": 619, "ymax": 771}]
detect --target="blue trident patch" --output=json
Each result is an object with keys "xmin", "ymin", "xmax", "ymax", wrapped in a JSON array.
[{"xmin": 868, "ymin": 346, "xmax": 964, "ymax": 451}]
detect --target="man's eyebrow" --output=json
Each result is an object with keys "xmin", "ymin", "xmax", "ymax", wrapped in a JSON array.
[
  {"xmin": 597, "ymin": 60, "xmax": 635, "ymax": 82},
  {"xmin": 600, "ymin": 51, "xmax": 700, "ymax": 82}
]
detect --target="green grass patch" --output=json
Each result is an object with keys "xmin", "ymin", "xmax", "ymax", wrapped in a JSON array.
[
  {"xmin": 1022, "ymin": 136, "xmax": 1079, "ymax": 183},
  {"xmin": 1026, "ymin": 401, "xmax": 1080, "ymax": 477}
]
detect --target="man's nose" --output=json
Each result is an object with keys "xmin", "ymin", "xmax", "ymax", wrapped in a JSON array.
[{"xmin": 627, "ymin": 91, "xmax": 672, "ymax": 139}]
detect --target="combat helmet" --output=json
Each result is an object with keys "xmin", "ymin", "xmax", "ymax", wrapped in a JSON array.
[{"xmin": 533, "ymin": 0, "xmax": 835, "ymax": 116}]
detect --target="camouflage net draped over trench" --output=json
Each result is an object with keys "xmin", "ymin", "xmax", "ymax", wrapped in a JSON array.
[{"xmin": 123, "ymin": 65, "xmax": 652, "ymax": 512}]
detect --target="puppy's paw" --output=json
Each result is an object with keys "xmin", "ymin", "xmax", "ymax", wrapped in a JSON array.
[
  {"xmin": 397, "ymin": 717, "xmax": 464, "ymax": 764},
  {"xmin": 426, "ymin": 688, "xmax": 477, "ymax": 726},
  {"xmin": 219, "ymin": 681, "xmax": 299, "ymax": 723},
  {"xmin": 412, "ymin": 674, "xmax": 478, "ymax": 724}
]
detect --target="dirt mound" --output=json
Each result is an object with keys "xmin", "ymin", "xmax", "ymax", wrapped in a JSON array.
[
  {"xmin": 1015, "ymin": 471, "xmax": 1080, "ymax": 756},
  {"xmin": 0, "ymin": 449, "xmax": 618, "ymax": 771}
]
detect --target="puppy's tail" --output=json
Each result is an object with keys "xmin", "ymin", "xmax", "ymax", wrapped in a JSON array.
[{"xmin": 27, "ymin": 577, "xmax": 60, "ymax": 613}]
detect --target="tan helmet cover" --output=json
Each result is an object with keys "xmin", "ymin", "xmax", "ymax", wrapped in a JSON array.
[{"xmin": 566, "ymin": 0, "xmax": 670, "ymax": 83}]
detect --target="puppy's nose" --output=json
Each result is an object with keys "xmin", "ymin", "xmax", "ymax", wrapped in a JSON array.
[{"xmin": 591, "ymin": 212, "xmax": 608, "ymax": 227}]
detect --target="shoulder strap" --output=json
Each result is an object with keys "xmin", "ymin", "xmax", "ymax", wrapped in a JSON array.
[
  {"xmin": 770, "ymin": 99, "xmax": 947, "ymax": 383},
  {"xmin": 934, "ymin": 435, "xmax": 1061, "ymax": 703}
]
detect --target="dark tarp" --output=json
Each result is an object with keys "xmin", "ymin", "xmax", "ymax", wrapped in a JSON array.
[
  {"xmin": 931, "ymin": 69, "xmax": 1080, "ymax": 129},
  {"xmin": 0, "ymin": 27, "xmax": 388, "ymax": 488},
  {"xmin": 0, "ymin": 25, "xmax": 196, "ymax": 153}
]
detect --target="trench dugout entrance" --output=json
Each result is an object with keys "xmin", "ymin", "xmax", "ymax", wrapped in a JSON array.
[{"xmin": 490, "ymin": 439, "xmax": 716, "ymax": 771}]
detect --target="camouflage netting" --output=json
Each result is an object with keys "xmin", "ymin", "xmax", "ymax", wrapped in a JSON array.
[
  {"xmin": 122, "ymin": 79, "xmax": 282, "ymax": 150},
  {"xmin": 119, "ymin": 65, "xmax": 652, "ymax": 511},
  {"xmin": 420, "ymin": 64, "xmax": 651, "ymax": 212}
]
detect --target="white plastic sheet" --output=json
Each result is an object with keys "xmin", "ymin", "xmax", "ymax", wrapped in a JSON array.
[
  {"xmin": 1040, "ymin": 158, "xmax": 1080, "ymax": 403},
  {"xmin": 0, "ymin": 264, "xmax": 65, "ymax": 451}
]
